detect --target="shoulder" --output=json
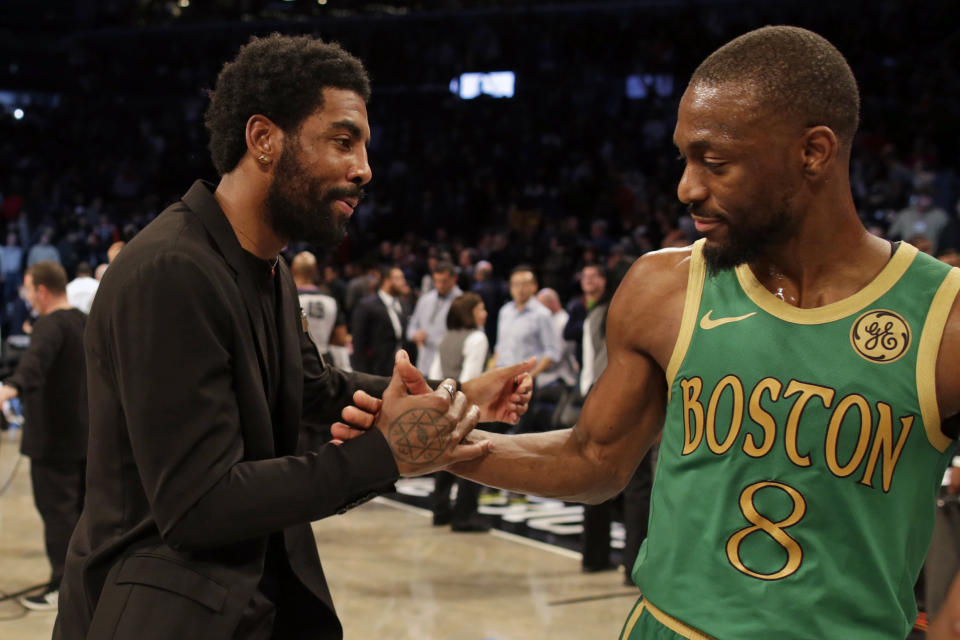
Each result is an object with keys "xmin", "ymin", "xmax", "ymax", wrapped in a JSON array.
[
  {"xmin": 606, "ymin": 245, "xmax": 695, "ymax": 364},
  {"xmin": 465, "ymin": 329, "xmax": 489, "ymax": 349}
]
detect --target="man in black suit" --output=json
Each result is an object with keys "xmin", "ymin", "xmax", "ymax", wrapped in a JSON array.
[
  {"xmin": 54, "ymin": 34, "xmax": 533, "ymax": 640},
  {"xmin": 350, "ymin": 265, "xmax": 409, "ymax": 376}
]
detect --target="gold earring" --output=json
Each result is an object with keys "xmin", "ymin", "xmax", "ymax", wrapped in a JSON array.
[{"xmin": 257, "ymin": 154, "xmax": 270, "ymax": 164}]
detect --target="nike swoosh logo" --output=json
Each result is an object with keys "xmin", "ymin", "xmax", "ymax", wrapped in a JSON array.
[{"xmin": 699, "ymin": 310, "xmax": 757, "ymax": 330}]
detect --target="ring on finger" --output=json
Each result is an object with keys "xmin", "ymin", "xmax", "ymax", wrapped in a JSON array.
[{"xmin": 441, "ymin": 382, "xmax": 456, "ymax": 402}]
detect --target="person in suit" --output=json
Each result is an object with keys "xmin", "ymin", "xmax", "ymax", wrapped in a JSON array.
[
  {"xmin": 54, "ymin": 34, "xmax": 533, "ymax": 640},
  {"xmin": 350, "ymin": 265, "xmax": 408, "ymax": 376}
]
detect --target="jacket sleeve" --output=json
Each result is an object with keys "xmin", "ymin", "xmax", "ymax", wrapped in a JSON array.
[
  {"xmin": 7, "ymin": 315, "xmax": 62, "ymax": 392},
  {"xmin": 104, "ymin": 253, "xmax": 397, "ymax": 551}
]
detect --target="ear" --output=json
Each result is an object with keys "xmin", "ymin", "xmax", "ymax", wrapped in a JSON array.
[
  {"xmin": 801, "ymin": 126, "xmax": 839, "ymax": 178},
  {"xmin": 245, "ymin": 114, "xmax": 284, "ymax": 168}
]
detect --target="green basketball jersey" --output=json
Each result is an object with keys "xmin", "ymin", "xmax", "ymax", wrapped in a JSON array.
[{"xmin": 632, "ymin": 240, "xmax": 960, "ymax": 639}]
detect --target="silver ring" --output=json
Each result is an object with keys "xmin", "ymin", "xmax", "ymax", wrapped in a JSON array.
[{"xmin": 441, "ymin": 383, "xmax": 456, "ymax": 401}]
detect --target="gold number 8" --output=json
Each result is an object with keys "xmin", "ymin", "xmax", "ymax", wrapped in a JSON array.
[{"xmin": 725, "ymin": 481, "xmax": 806, "ymax": 581}]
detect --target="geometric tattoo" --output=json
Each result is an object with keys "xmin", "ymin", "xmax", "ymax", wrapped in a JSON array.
[{"xmin": 387, "ymin": 407, "xmax": 452, "ymax": 464}]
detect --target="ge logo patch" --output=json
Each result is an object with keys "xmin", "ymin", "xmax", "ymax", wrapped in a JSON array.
[{"xmin": 850, "ymin": 310, "xmax": 911, "ymax": 363}]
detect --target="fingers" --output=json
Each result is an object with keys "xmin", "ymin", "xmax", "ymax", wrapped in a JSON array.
[
  {"xmin": 352, "ymin": 389, "xmax": 382, "ymax": 414},
  {"xmin": 442, "ymin": 385, "xmax": 468, "ymax": 424},
  {"xmin": 445, "ymin": 438, "xmax": 493, "ymax": 464},
  {"xmin": 396, "ymin": 350, "xmax": 432, "ymax": 395},
  {"xmin": 341, "ymin": 405, "xmax": 377, "ymax": 429},
  {"xmin": 499, "ymin": 357, "xmax": 537, "ymax": 379},
  {"xmin": 449, "ymin": 403, "xmax": 481, "ymax": 444},
  {"xmin": 331, "ymin": 422, "xmax": 367, "ymax": 441}
]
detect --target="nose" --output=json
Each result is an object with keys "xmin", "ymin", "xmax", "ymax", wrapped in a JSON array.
[
  {"xmin": 677, "ymin": 163, "xmax": 707, "ymax": 206},
  {"xmin": 348, "ymin": 147, "xmax": 372, "ymax": 186}
]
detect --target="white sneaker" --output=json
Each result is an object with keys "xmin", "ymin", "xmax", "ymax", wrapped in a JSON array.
[{"xmin": 20, "ymin": 589, "xmax": 58, "ymax": 611}]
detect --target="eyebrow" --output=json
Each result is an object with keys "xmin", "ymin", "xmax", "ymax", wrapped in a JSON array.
[{"xmin": 331, "ymin": 119, "xmax": 364, "ymax": 139}]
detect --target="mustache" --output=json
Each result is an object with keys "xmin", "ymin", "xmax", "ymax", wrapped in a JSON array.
[{"xmin": 323, "ymin": 185, "xmax": 366, "ymax": 203}]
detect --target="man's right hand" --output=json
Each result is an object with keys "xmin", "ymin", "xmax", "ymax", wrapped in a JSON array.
[
  {"xmin": 374, "ymin": 358, "xmax": 489, "ymax": 477},
  {"xmin": 411, "ymin": 329, "xmax": 427, "ymax": 346}
]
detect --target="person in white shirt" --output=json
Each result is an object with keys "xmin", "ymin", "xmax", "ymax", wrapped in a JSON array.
[
  {"xmin": 65, "ymin": 262, "xmax": 99, "ymax": 315},
  {"xmin": 407, "ymin": 260, "xmax": 461, "ymax": 374}
]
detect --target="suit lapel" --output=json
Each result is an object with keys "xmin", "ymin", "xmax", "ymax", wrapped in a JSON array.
[
  {"xmin": 182, "ymin": 181, "xmax": 273, "ymax": 412},
  {"xmin": 274, "ymin": 258, "xmax": 304, "ymax": 455}
]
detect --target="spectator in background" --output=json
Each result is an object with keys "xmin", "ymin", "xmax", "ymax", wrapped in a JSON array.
[
  {"xmin": 407, "ymin": 260, "xmax": 461, "ymax": 374},
  {"xmin": 564, "ymin": 264, "xmax": 607, "ymax": 371},
  {"xmin": 106, "ymin": 241, "xmax": 125, "ymax": 263},
  {"xmin": 534, "ymin": 287, "xmax": 578, "ymax": 389},
  {"xmin": 344, "ymin": 260, "xmax": 380, "ymax": 317},
  {"xmin": 429, "ymin": 292, "xmax": 491, "ymax": 533},
  {"xmin": 493, "ymin": 266, "xmax": 560, "ymax": 431},
  {"xmin": 65, "ymin": 262, "xmax": 99, "ymax": 314},
  {"xmin": 351, "ymin": 265, "xmax": 408, "ymax": 376},
  {"xmin": 27, "ymin": 230, "xmax": 61, "ymax": 267},
  {"xmin": 292, "ymin": 251, "xmax": 346, "ymax": 364},
  {"xmin": 888, "ymin": 185, "xmax": 950, "ymax": 253},
  {"xmin": 471, "ymin": 259, "xmax": 504, "ymax": 344},
  {"xmin": 0, "ymin": 261, "xmax": 87, "ymax": 610},
  {"xmin": 0, "ymin": 231, "xmax": 24, "ymax": 304}
]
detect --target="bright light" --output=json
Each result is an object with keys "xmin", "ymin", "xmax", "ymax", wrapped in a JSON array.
[
  {"xmin": 317, "ymin": 0, "xmax": 328, "ymax": 4},
  {"xmin": 12, "ymin": 108, "xmax": 23, "ymax": 120},
  {"xmin": 178, "ymin": 0, "xmax": 189, "ymax": 7},
  {"xmin": 450, "ymin": 71, "xmax": 515, "ymax": 100}
]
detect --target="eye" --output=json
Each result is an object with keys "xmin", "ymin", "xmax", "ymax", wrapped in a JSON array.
[{"xmin": 335, "ymin": 138, "xmax": 352, "ymax": 150}]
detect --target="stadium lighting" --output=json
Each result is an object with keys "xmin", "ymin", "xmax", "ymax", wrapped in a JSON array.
[{"xmin": 13, "ymin": 108, "xmax": 23, "ymax": 120}]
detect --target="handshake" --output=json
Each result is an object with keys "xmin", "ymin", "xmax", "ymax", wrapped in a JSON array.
[{"xmin": 333, "ymin": 350, "xmax": 535, "ymax": 476}]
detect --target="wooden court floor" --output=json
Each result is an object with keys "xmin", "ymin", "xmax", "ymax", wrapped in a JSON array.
[{"xmin": 0, "ymin": 430, "xmax": 638, "ymax": 639}]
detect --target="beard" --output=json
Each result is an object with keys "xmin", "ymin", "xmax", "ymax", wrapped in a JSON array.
[
  {"xmin": 698, "ymin": 192, "xmax": 799, "ymax": 274},
  {"xmin": 265, "ymin": 143, "xmax": 364, "ymax": 248}
]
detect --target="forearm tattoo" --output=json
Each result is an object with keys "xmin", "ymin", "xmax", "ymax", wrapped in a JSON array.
[{"xmin": 387, "ymin": 408, "xmax": 452, "ymax": 464}]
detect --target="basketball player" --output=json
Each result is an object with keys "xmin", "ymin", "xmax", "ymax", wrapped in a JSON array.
[{"xmin": 343, "ymin": 26, "xmax": 960, "ymax": 638}]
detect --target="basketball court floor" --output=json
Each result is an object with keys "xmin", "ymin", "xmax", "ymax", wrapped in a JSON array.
[{"xmin": 0, "ymin": 429, "xmax": 637, "ymax": 639}]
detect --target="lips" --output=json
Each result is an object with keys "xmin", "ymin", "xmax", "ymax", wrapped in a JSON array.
[
  {"xmin": 691, "ymin": 215, "xmax": 723, "ymax": 233},
  {"xmin": 335, "ymin": 198, "xmax": 358, "ymax": 215}
]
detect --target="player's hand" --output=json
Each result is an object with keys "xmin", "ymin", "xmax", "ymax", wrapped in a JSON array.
[
  {"xmin": 374, "ymin": 364, "xmax": 490, "ymax": 477},
  {"xmin": 461, "ymin": 358, "xmax": 536, "ymax": 424},
  {"xmin": 330, "ymin": 350, "xmax": 427, "ymax": 442}
]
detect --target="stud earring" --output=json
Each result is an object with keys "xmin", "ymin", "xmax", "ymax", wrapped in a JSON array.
[{"xmin": 257, "ymin": 154, "xmax": 270, "ymax": 164}]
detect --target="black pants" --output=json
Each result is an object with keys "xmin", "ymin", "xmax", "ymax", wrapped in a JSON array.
[
  {"xmin": 30, "ymin": 458, "xmax": 85, "ymax": 589},
  {"xmin": 581, "ymin": 453, "xmax": 652, "ymax": 573},
  {"xmin": 432, "ymin": 472, "xmax": 483, "ymax": 524}
]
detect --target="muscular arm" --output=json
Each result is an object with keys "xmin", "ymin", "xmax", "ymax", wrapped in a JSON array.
[{"xmin": 453, "ymin": 250, "xmax": 690, "ymax": 503}]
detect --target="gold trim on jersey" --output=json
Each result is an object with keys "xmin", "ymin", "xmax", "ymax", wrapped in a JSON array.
[
  {"xmin": 621, "ymin": 598, "xmax": 715, "ymax": 640},
  {"xmin": 666, "ymin": 239, "xmax": 707, "ymax": 402},
  {"xmin": 734, "ymin": 242, "xmax": 918, "ymax": 325},
  {"xmin": 917, "ymin": 267, "xmax": 960, "ymax": 452}
]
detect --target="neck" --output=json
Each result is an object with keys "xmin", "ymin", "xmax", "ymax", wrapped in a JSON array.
[
  {"xmin": 748, "ymin": 193, "xmax": 891, "ymax": 308},
  {"xmin": 41, "ymin": 297, "xmax": 72, "ymax": 315},
  {"xmin": 214, "ymin": 167, "xmax": 284, "ymax": 261}
]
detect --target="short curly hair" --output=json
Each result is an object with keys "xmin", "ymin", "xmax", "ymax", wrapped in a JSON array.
[
  {"xmin": 690, "ymin": 26, "xmax": 860, "ymax": 149},
  {"xmin": 205, "ymin": 33, "xmax": 371, "ymax": 175}
]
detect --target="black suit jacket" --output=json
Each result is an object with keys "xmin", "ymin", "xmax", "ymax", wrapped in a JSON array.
[
  {"xmin": 350, "ymin": 292, "xmax": 406, "ymax": 376},
  {"xmin": 54, "ymin": 181, "xmax": 399, "ymax": 640}
]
